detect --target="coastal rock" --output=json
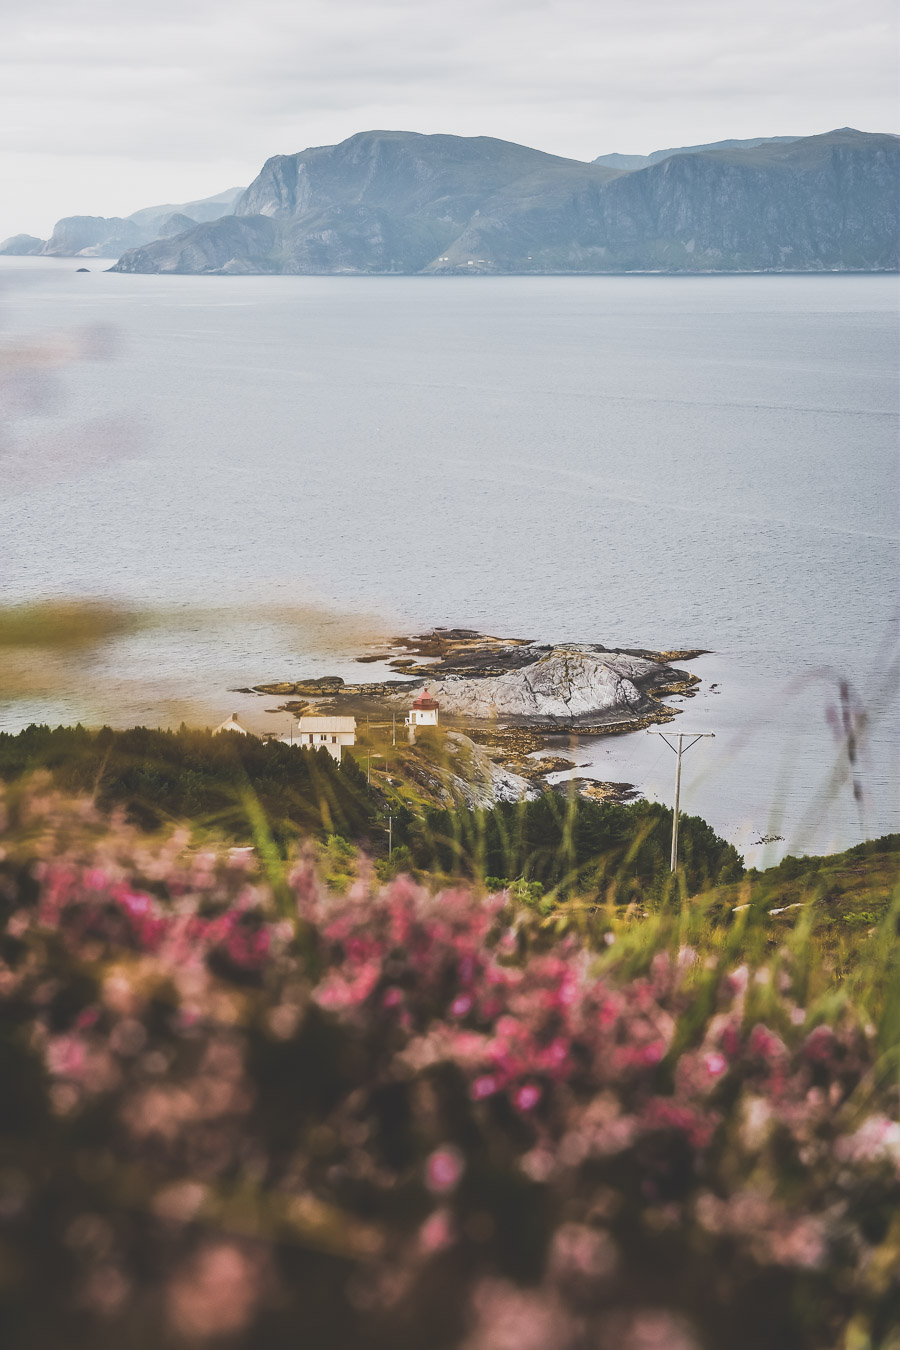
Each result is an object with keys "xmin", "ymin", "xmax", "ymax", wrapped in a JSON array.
[
  {"xmin": 422, "ymin": 646, "xmax": 669, "ymax": 725},
  {"xmin": 441, "ymin": 733, "xmax": 538, "ymax": 807}
]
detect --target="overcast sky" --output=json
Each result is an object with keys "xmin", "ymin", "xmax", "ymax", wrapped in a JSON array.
[{"xmin": 1, "ymin": 0, "xmax": 896, "ymax": 240}]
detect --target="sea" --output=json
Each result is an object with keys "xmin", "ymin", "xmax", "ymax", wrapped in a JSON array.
[{"xmin": 1, "ymin": 258, "xmax": 897, "ymax": 866}]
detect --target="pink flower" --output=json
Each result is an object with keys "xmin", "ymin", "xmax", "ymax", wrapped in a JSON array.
[
  {"xmin": 120, "ymin": 891, "xmax": 151, "ymax": 916},
  {"xmin": 419, "ymin": 1208, "xmax": 454, "ymax": 1252},
  {"xmin": 514, "ymin": 1084, "xmax": 541, "ymax": 1112},
  {"xmin": 471, "ymin": 1075, "xmax": 498, "ymax": 1100},
  {"xmin": 382, "ymin": 987, "xmax": 403, "ymax": 1008},
  {"xmin": 425, "ymin": 1147, "xmax": 464, "ymax": 1193},
  {"xmin": 705, "ymin": 1052, "xmax": 727, "ymax": 1077},
  {"xmin": 451, "ymin": 994, "xmax": 472, "ymax": 1017}
]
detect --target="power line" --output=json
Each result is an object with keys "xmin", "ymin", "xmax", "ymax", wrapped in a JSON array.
[{"xmin": 646, "ymin": 730, "xmax": 715, "ymax": 872}]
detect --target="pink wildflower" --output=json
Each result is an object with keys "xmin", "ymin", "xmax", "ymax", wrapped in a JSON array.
[
  {"xmin": 472, "ymin": 1075, "xmax": 498, "ymax": 1100},
  {"xmin": 514, "ymin": 1084, "xmax": 541, "ymax": 1112},
  {"xmin": 451, "ymin": 994, "xmax": 472, "ymax": 1017},
  {"xmin": 425, "ymin": 1146, "xmax": 464, "ymax": 1193},
  {"xmin": 704, "ymin": 1053, "xmax": 727, "ymax": 1077},
  {"xmin": 419, "ymin": 1208, "xmax": 454, "ymax": 1252}
]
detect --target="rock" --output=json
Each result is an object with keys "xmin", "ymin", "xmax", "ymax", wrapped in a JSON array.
[
  {"xmin": 254, "ymin": 676, "xmax": 344, "ymax": 696},
  {"xmin": 424, "ymin": 646, "xmax": 671, "ymax": 725}
]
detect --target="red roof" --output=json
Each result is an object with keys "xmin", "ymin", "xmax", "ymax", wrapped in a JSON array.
[{"xmin": 413, "ymin": 688, "xmax": 439, "ymax": 710}]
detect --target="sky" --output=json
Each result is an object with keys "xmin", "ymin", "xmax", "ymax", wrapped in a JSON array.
[{"xmin": 1, "ymin": 0, "xmax": 897, "ymax": 240}]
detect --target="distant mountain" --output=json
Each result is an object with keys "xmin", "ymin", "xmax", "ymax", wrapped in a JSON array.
[
  {"xmin": 0, "ymin": 233, "xmax": 44, "ymax": 256},
  {"xmin": 593, "ymin": 135, "xmax": 803, "ymax": 171},
  {"xmin": 110, "ymin": 127, "xmax": 899, "ymax": 276},
  {"xmin": 0, "ymin": 186, "xmax": 245, "ymax": 259},
  {"xmin": 125, "ymin": 187, "xmax": 245, "ymax": 237},
  {"xmin": 41, "ymin": 215, "xmax": 148, "ymax": 258}
]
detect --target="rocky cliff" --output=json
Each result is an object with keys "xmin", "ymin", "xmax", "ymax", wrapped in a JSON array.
[{"xmin": 109, "ymin": 127, "xmax": 899, "ymax": 276}]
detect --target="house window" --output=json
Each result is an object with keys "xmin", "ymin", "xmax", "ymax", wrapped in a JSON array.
[{"xmin": 332, "ymin": 736, "xmax": 337, "ymax": 743}]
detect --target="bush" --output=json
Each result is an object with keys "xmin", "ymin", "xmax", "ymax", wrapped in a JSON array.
[{"xmin": 0, "ymin": 789, "xmax": 896, "ymax": 1349}]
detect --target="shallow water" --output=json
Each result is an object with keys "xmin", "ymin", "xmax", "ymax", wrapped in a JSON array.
[{"xmin": 1, "ymin": 260, "xmax": 897, "ymax": 864}]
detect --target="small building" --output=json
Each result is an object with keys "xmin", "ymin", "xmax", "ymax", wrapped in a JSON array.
[
  {"xmin": 287, "ymin": 716, "xmax": 357, "ymax": 762},
  {"xmin": 406, "ymin": 689, "xmax": 440, "ymax": 728},
  {"xmin": 213, "ymin": 713, "xmax": 250, "ymax": 736}
]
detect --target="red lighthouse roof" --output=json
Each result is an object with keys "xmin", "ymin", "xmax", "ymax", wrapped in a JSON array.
[{"xmin": 413, "ymin": 688, "xmax": 440, "ymax": 710}]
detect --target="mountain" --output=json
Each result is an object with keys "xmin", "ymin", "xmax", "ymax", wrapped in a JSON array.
[
  {"xmin": 110, "ymin": 127, "xmax": 899, "ymax": 276},
  {"xmin": 41, "ymin": 215, "xmax": 148, "ymax": 257},
  {"xmin": 0, "ymin": 186, "xmax": 246, "ymax": 259},
  {"xmin": 125, "ymin": 186, "xmax": 245, "ymax": 236},
  {"xmin": 593, "ymin": 135, "xmax": 803, "ymax": 170},
  {"xmin": 0, "ymin": 233, "xmax": 44, "ymax": 255}
]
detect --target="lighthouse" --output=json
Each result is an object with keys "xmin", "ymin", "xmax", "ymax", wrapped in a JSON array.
[{"xmin": 406, "ymin": 688, "xmax": 440, "ymax": 729}]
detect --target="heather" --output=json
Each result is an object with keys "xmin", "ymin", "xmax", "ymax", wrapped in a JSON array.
[{"xmin": 0, "ymin": 788, "xmax": 897, "ymax": 1350}]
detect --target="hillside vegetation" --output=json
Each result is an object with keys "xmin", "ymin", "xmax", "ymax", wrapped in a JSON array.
[{"xmin": 0, "ymin": 779, "xmax": 896, "ymax": 1350}]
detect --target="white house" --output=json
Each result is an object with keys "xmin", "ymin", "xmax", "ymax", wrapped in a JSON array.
[
  {"xmin": 285, "ymin": 716, "xmax": 357, "ymax": 762},
  {"xmin": 406, "ymin": 689, "xmax": 440, "ymax": 728},
  {"xmin": 213, "ymin": 713, "xmax": 250, "ymax": 736}
]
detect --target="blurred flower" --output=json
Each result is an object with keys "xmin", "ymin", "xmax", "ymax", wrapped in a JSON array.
[{"xmin": 426, "ymin": 1147, "xmax": 464, "ymax": 1193}]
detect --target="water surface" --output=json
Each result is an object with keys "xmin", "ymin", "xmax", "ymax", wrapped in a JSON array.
[{"xmin": 1, "ymin": 261, "xmax": 897, "ymax": 863}]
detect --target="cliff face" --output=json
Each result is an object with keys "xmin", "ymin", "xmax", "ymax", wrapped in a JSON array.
[{"xmin": 109, "ymin": 127, "xmax": 899, "ymax": 276}]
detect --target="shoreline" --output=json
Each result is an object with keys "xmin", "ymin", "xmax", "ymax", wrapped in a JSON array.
[{"xmin": 252, "ymin": 627, "xmax": 704, "ymax": 798}]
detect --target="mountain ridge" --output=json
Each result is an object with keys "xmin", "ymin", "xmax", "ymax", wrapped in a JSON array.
[
  {"xmin": 593, "ymin": 134, "xmax": 804, "ymax": 170},
  {"xmin": 110, "ymin": 127, "xmax": 899, "ymax": 276},
  {"xmin": 0, "ymin": 186, "xmax": 246, "ymax": 259}
]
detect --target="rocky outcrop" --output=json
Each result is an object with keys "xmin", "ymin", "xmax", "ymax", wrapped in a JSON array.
[
  {"xmin": 421, "ymin": 646, "xmax": 674, "ymax": 726},
  {"xmin": 111, "ymin": 127, "xmax": 899, "ymax": 275},
  {"xmin": 0, "ymin": 233, "xmax": 44, "ymax": 255},
  {"xmin": 407, "ymin": 732, "xmax": 538, "ymax": 809}
]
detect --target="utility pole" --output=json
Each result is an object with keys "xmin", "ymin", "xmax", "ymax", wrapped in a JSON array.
[
  {"xmin": 365, "ymin": 751, "xmax": 382, "ymax": 784},
  {"xmin": 392, "ymin": 712, "xmax": 396, "ymax": 746},
  {"xmin": 387, "ymin": 813, "xmax": 393, "ymax": 857},
  {"xmin": 647, "ymin": 730, "xmax": 714, "ymax": 871}
]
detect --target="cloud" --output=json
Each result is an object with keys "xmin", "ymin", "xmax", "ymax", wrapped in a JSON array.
[{"xmin": 0, "ymin": 0, "xmax": 895, "ymax": 238}]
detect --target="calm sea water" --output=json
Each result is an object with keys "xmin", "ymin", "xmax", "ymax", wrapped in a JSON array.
[{"xmin": 1, "ymin": 260, "xmax": 897, "ymax": 864}]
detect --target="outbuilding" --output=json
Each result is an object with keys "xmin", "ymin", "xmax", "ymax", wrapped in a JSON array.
[
  {"xmin": 213, "ymin": 713, "xmax": 250, "ymax": 736},
  {"xmin": 286, "ymin": 716, "xmax": 357, "ymax": 762}
]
